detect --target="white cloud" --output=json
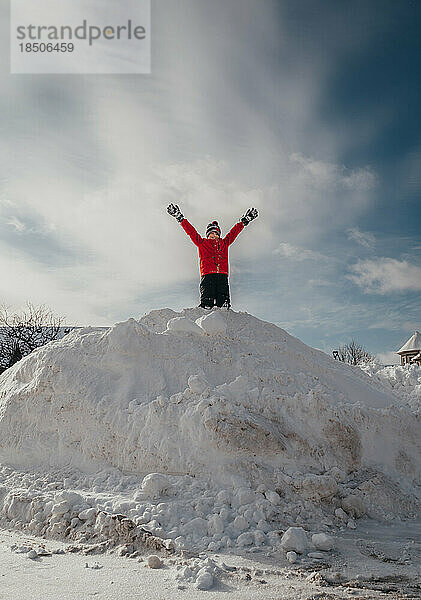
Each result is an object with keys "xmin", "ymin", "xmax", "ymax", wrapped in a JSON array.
[
  {"xmin": 347, "ymin": 227, "xmax": 375, "ymax": 248},
  {"xmin": 290, "ymin": 154, "xmax": 376, "ymax": 191},
  {"xmin": 274, "ymin": 242, "xmax": 326, "ymax": 261},
  {"xmin": 6, "ymin": 216, "xmax": 25, "ymax": 232},
  {"xmin": 273, "ymin": 154, "xmax": 377, "ymax": 244},
  {"xmin": 349, "ymin": 258, "xmax": 421, "ymax": 294},
  {"xmin": 402, "ymin": 321, "xmax": 421, "ymax": 332}
]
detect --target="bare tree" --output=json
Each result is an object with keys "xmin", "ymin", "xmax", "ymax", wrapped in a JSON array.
[
  {"xmin": 332, "ymin": 339, "xmax": 374, "ymax": 366},
  {"xmin": 0, "ymin": 338, "xmax": 15, "ymax": 374},
  {"xmin": 0, "ymin": 302, "xmax": 68, "ymax": 373}
]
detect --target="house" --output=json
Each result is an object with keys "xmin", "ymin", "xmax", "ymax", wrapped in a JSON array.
[{"xmin": 397, "ymin": 331, "xmax": 421, "ymax": 366}]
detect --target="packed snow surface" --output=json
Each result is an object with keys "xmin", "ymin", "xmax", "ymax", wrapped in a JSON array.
[{"xmin": 0, "ymin": 307, "xmax": 419, "ymax": 556}]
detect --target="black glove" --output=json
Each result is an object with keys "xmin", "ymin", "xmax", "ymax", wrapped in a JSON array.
[
  {"xmin": 167, "ymin": 203, "xmax": 184, "ymax": 222},
  {"xmin": 241, "ymin": 207, "xmax": 258, "ymax": 226}
]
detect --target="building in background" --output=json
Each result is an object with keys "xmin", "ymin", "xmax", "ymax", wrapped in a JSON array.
[{"xmin": 397, "ymin": 331, "xmax": 421, "ymax": 366}]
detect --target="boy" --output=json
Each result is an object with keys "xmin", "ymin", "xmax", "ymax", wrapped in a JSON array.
[{"xmin": 167, "ymin": 204, "xmax": 258, "ymax": 308}]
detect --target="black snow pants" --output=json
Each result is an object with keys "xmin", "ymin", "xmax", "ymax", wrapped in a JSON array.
[{"xmin": 200, "ymin": 273, "xmax": 230, "ymax": 308}]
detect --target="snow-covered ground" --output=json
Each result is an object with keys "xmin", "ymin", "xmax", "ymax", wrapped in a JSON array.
[
  {"xmin": 1, "ymin": 519, "xmax": 420, "ymax": 599},
  {"xmin": 0, "ymin": 307, "xmax": 419, "ymax": 597}
]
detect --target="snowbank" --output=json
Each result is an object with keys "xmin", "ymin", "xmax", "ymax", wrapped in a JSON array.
[
  {"xmin": 0, "ymin": 308, "xmax": 419, "ymax": 553},
  {"xmin": 360, "ymin": 361, "xmax": 421, "ymax": 412}
]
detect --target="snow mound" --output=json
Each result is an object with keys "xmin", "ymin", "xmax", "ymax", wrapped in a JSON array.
[
  {"xmin": 195, "ymin": 310, "xmax": 227, "ymax": 335},
  {"xmin": 0, "ymin": 307, "xmax": 420, "ymax": 552},
  {"xmin": 166, "ymin": 316, "xmax": 204, "ymax": 335},
  {"xmin": 360, "ymin": 362, "xmax": 421, "ymax": 411}
]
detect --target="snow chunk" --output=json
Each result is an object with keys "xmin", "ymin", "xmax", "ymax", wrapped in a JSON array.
[
  {"xmin": 233, "ymin": 515, "xmax": 248, "ymax": 532},
  {"xmin": 312, "ymin": 533, "xmax": 334, "ymax": 551},
  {"xmin": 196, "ymin": 311, "xmax": 227, "ymax": 335},
  {"xmin": 254, "ymin": 530, "xmax": 266, "ymax": 545},
  {"xmin": 236, "ymin": 532, "xmax": 254, "ymax": 547},
  {"xmin": 280, "ymin": 527, "xmax": 309, "ymax": 554},
  {"xmin": 329, "ymin": 467, "xmax": 346, "ymax": 482},
  {"xmin": 215, "ymin": 490, "xmax": 230, "ymax": 505},
  {"xmin": 141, "ymin": 473, "xmax": 171, "ymax": 499},
  {"xmin": 308, "ymin": 551, "xmax": 327, "ymax": 559},
  {"xmin": 196, "ymin": 571, "xmax": 214, "ymax": 590},
  {"xmin": 147, "ymin": 555, "xmax": 162, "ymax": 569},
  {"xmin": 55, "ymin": 491, "xmax": 83, "ymax": 505},
  {"xmin": 166, "ymin": 317, "xmax": 204, "ymax": 335},
  {"xmin": 341, "ymin": 494, "xmax": 365, "ymax": 518},
  {"xmin": 294, "ymin": 474, "xmax": 338, "ymax": 501},
  {"xmin": 207, "ymin": 514, "xmax": 224, "ymax": 536},
  {"xmin": 335, "ymin": 508, "xmax": 348, "ymax": 520},
  {"xmin": 188, "ymin": 374, "xmax": 209, "ymax": 395},
  {"xmin": 52, "ymin": 501, "xmax": 70, "ymax": 517},
  {"xmin": 78, "ymin": 508, "xmax": 96, "ymax": 522},
  {"xmin": 265, "ymin": 490, "xmax": 281, "ymax": 505},
  {"xmin": 183, "ymin": 517, "xmax": 208, "ymax": 537},
  {"xmin": 234, "ymin": 487, "xmax": 255, "ymax": 507}
]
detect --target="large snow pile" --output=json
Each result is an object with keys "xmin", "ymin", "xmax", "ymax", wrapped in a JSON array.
[{"xmin": 0, "ymin": 308, "xmax": 419, "ymax": 554}]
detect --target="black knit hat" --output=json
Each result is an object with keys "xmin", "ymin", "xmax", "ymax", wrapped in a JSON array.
[{"xmin": 206, "ymin": 221, "xmax": 221, "ymax": 237}]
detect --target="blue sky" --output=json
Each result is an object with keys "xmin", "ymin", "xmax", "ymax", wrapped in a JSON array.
[{"xmin": 1, "ymin": 0, "xmax": 420, "ymax": 363}]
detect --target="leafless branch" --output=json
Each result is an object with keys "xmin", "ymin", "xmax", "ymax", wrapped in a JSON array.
[
  {"xmin": 332, "ymin": 339, "xmax": 374, "ymax": 366},
  {"xmin": 0, "ymin": 302, "xmax": 66, "ymax": 372}
]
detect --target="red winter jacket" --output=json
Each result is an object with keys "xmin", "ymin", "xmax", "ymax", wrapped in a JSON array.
[{"xmin": 180, "ymin": 219, "xmax": 244, "ymax": 277}]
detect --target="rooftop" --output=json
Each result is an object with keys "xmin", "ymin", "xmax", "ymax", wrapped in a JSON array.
[{"xmin": 397, "ymin": 331, "xmax": 421, "ymax": 354}]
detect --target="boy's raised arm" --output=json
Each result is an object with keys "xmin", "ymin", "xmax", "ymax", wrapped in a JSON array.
[
  {"xmin": 167, "ymin": 204, "xmax": 202, "ymax": 246},
  {"xmin": 224, "ymin": 207, "xmax": 259, "ymax": 246},
  {"xmin": 180, "ymin": 219, "xmax": 203, "ymax": 246},
  {"xmin": 224, "ymin": 221, "xmax": 244, "ymax": 246}
]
